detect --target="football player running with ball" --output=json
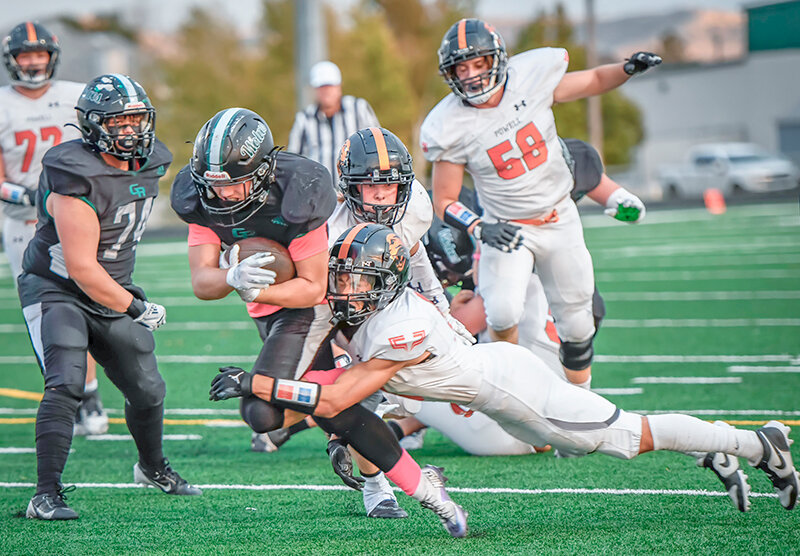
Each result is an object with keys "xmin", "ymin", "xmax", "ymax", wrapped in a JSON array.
[
  {"xmin": 179, "ymin": 112, "xmax": 468, "ymax": 536},
  {"xmin": 217, "ymin": 224, "xmax": 799, "ymax": 524},
  {"xmin": 421, "ymin": 18, "xmax": 659, "ymax": 390},
  {"xmin": 1, "ymin": 21, "xmax": 108, "ymax": 436},
  {"xmin": 19, "ymin": 74, "xmax": 200, "ymax": 520}
]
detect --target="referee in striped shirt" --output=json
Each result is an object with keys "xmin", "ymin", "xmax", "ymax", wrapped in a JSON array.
[{"xmin": 287, "ymin": 61, "xmax": 379, "ymax": 192}]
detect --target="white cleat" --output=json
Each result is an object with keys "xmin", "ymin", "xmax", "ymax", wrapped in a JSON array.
[
  {"xmin": 754, "ymin": 420, "xmax": 799, "ymax": 510},
  {"xmin": 697, "ymin": 421, "xmax": 751, "ymax": 512},
  {"xmin": 418, "ymin": 465, "xmax": 468, "ymax": 538},
  {"xmin": 73, "ymin": 390, "xmax": 109, "ymax": 436}
]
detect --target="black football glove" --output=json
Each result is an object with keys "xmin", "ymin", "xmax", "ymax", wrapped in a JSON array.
[
  {"xmin": 472, "ymin": 221, "xmax": 523, "ymax": 252},
  {"xmin": 623, "ymin": 52, "xmax": 662, "ymax": 75},
  {"xmin": 209, "ymin": 366, "xmax": 252, "ymax": 401},
  {"xmin": 326, "ymin": 437, "xmax": 365, "ymax": 491}
]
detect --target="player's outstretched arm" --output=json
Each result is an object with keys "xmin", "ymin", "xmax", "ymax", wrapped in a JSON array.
[{"xmin": 553, "ymin": 52, "xmax": 660, "ymax": 104}]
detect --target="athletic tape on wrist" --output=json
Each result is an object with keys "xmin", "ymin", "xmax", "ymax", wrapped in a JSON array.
[
  {"xmin": 125, "ymin": 297, "xmax": 147, "ymax": 318},
  {"xmin": 443, "ymin": 201, "xmax": 480, "ymax": 233},
  {"xmin": 271, "ymin": 379, "xmax": 320, "ymax": 414}
]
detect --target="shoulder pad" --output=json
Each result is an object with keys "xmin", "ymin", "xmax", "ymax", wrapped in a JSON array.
[
  {"xmin": 420, "ymin": 95, "xmax": 470, "ymax": 164},
  {"xmin": 146, "ymin": 138, "xmax": 174, "ymax": 170},
  {"xmin": 42, "ymin": 140, "xmax": 99, "ymax": 197},
  {"xmin": 169, "ymin": 165, "xmax": 204, "ymax": 223},
  {"xmin": 275, "ymin": 152, "xmax": 337, "ymax": 229}
]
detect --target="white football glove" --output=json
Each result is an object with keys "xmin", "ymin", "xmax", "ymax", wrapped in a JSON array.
[
  {"xmin": 225, "ymin": 244, "xmax": 276, "ymax": 302},
  {"xmin": 133, "ymin": 301, "xmax": 167, "ymax": 331},
  {"xmin": 604, "ymin": 187, "xmax": 646, "ymax": 223},
  {"xmin": 218, "ymin": 248, "xmax": 232, "ymax": 270},
  {"xmin": 443, "ymin": 311, "xmax": 477, "ymax": 345}
]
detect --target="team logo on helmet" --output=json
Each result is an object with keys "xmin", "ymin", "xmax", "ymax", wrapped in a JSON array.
[{"xmin": 386, "ymin": 232, "xmax": 406, "ymax": 272}]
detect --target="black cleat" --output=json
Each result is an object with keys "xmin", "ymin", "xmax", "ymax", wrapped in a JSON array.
[
  {"xmin": 755, "ymin": 421, "xmax": 799, "ymax": 510},
  {"xmin": 133, "ymin": 458, "xmax": 202, "ymax": 496},
  {"xmin": 26, "ymin": 485, "xmax": 78, "ymax": 520}
]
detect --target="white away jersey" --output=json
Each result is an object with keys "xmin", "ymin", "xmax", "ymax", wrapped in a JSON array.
[
  {"xmin": 0, "ymin": 80, "xmax": 84, "ymax": 219},
  {"xmin": 420, "ymin": 48, "xmax": 573, "ymax": 219},
  {"xmin": 345, "ymin": 289, "xmax": 484, "ymax": 404},
  {"xmin": 326, "ymin": 178, "xmax": 432, "ymax": 249}
]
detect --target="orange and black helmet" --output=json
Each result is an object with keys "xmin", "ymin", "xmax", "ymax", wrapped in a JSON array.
[
  {"xmin": 437, "ymin": 18, "xmax": 508, "ymax": 105},
  {"xmin": 2, "ymin": 21, "xmax": 60, "ymax": 88},
  {"xmin": 327, "ymin": 223, "xmax": 410, "ymax": 326},
  {"xmin": 337, "ymin": 127, "xmax": 414, "ymax": 226}
]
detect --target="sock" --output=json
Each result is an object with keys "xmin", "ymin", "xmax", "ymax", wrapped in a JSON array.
[
  {"xmin": 35, "ymin": 389, "xmax": 81, "ymax": 495},
  {"xmin": 385, "ymin": 450, "xmax": 423, "ymax": 498},
  {"xmin": 387, "ymin": 420, "xmax": 405, "ymax": 441},
  {"xmin": 125, "ymin": 402, "xmax": 165, "ymax": 470},
  {"xmin": 83, "ymin": 379, "xmax": 98, "ymax": 394},
  {"xmin": 363, "ymin": 471, "xmax": 397, "ymax": 513},
  {"xmin": 647, "ymin": 414, "xmax": 762, "ymax": 461}
]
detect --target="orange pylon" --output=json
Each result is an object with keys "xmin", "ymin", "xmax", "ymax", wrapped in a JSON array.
[{"xmin": 704, "ymin": 188, "xmax": 727, "ymax": 214}]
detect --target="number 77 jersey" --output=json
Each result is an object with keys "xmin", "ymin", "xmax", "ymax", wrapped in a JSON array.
[
  {"xmin": 22, "ymin": 139, "xmax": 173, "ymax": 294},
  {"xmin": 420, "ymin": 47, "xmax": 573, "ymax": 220}
]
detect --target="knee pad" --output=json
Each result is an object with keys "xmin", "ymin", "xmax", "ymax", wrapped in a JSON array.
[
  {"xmin": 485, "ymin": 298, "xmax": 524, "ymax": 332},
  {"xmin": 559, "ymin": 337, "xmax": 594, "ymax": 371},
  {"xmin": 240, "ymin": 396, "xmax": 284, "ymax": 433}
]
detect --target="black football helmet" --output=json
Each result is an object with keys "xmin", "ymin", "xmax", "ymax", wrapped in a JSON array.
[
  {"xmin": 75, "ymin": 74, "xmax": 156, "ymax": 160},
  {"xmin": 190, "ymin": 108, "xmax": 279, "ymax": 227},
  {"xmin": 438, "ymin": 18, "xmax": 508, "ymax": 105},
  {"xmin": 328, "ymin": 223, "xmax": 411, "ymax": 326},
  {"xmin": 337, "ymin": 127, "xmax": 414, "ymax": 226},
  {"xmin": 2, "ymin": 21, "xmax": 60, "ymax": 89}
]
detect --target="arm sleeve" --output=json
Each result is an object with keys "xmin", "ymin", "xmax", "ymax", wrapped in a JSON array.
[
  {"xmin": 187, "ymin": 223, "xmax": 221, "ymax": 247},
  {"xmin": 408, "ymin": 242, "xmax": 449, "ymax": 313},
  {"xmin": 287, "ymin": 223, "xmax": 328, "ymax": 261},
  {"xmin": 287, "ymin": 112, "xmax": 306, "ymax": 155}
]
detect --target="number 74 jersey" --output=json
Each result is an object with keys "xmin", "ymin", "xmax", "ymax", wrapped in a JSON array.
[
  {"xmin": 420, "ymin": 48, "xmax": 573, "ymax": 220},
  {"xmin": 22, "ymin": 139, "xmax": 173, "ymax": 293}
]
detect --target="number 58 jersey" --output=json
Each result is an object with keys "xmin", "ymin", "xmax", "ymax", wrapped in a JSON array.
[
  {"xmin": 0, "ymin": 81, "xmax": 84, "ymax": 220},
  {"xmin": 420, "ymin": 48, "xmax": 572, "ymax": 220},
  {"xmin": 22, "ymin": 139, "xmax": 173, "ymax": 297}
]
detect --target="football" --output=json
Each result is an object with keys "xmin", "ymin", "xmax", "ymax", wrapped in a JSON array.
[{"xmin": 223, "ymin": 237, "xmax": 296, "ymax": 285}]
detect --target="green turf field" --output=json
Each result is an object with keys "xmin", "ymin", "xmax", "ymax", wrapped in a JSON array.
[{"xmin": 1, "ymin": 201, "xmax": 799, "ymax": 554}]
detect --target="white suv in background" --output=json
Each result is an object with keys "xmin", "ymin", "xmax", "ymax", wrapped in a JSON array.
[{"xmin": 658, "ymin": 142, "xmax": 800, "ymax": 199}]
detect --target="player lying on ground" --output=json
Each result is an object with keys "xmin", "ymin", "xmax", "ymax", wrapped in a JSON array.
[{"xmin": 211, "ymin": 224, "xmax": 799, "ymax": 517}]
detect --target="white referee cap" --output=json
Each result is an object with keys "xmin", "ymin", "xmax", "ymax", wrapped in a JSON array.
[{"xmin": 309, "ymin": 61, "xmax": 342, "ymax": 87}]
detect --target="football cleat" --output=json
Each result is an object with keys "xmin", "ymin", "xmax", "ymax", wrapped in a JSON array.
[
  {"xmin": 699, "ymin": 452, "xmax": 751, "ymax": 512},
  {"xmin": 73, "ymin": 389, "xmax": 109, "ymax": 436},
  {"xmin": 697, "ymin": 421, "xmax": 751, "ymax": 512},
  {"xmin": 418, "ymin": 465, "xmax": 468, "ymax": 538},
  {"xmin": 251, "ymin": 429, "xmax": 290, "ymax": 453},
  {"xmin": 368, "ymin": 498, "xmax": 409, "ymax": 519},
  {"xmin": 26, "ymin": 485, "xmax": 78, "ymax": 520},
  {"xmin": 754, "ymin": 421, "xmax": 799, "ymax": 510},
  {"xmin": 133, "ymin": 458, "xmax": 202, "ymax": 496}
]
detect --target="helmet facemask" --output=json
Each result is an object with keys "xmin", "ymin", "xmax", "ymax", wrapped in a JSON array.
[
  {"xmin": 87, "ymin": 107, "xmax": 156, "ymax": 160},
  {"xmin": 342, "ymin": 168, "xmax": 413, "ymax": 226},
  {"xmin": 191, "ymin": 146, "xmax": 279, "ymax": 228},
  {"xmin": 327, "ymin": 257, "xmax": 402, "ymax": 326}
]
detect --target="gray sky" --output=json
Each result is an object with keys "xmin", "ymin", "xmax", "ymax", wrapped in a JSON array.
[{"xmin": 0, "ymin": 0, "xmax": 751, "ymax": 35}]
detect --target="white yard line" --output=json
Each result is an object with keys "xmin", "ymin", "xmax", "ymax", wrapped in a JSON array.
[
  {"xmin": 0, "ymin": 481, "xmax": 780, "ymax": 499},
  {"xmin": 591, "ymin": 388, "xmax": 643, "ymax": 395},
  {"xmin": 87, "ymin": 434, "xmax": 202, "ymax": 441},
  {"xmin": 632, "ymin": 377, "xmax": 742, "ymax": 384},
  {"xmin": 600, "ymin": 291, "xmax": 800, "ymax": 301},
  {"xmin": 727, "ymin": 366, "xmax": 800, "ymax": 373},
  {"xmin": 595, "ymin": 269, "xmax": 798, "ymax": 281},
  {"xmin": 603, "ymin": 318, "xmax": 800, "ymax": 327}
]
